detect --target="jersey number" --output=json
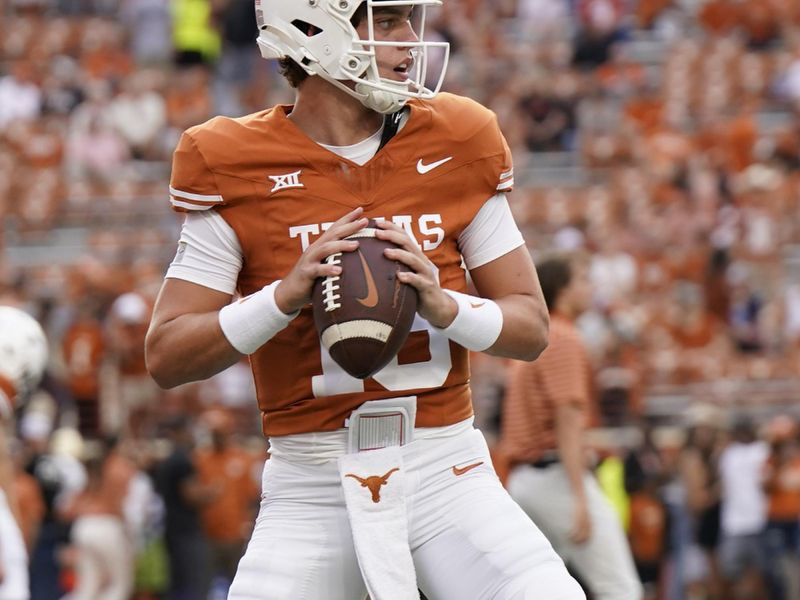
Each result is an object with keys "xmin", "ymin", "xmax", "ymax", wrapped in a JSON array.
[
  {"xmin": 311, "ymin": 315, "xmax": 452, "ymax": 397},
  {"xmin": 311, "ymin": 266, "xmax": 453, "ymax": 397}
]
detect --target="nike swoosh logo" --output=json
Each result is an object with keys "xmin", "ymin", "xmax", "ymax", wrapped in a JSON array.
[
  {"xmin": 470, "ymin": 302, "xmax": 485, "ymax": 309},
  {"xmin": 356, "ymin": 250, "xmax": 379, "ymax": 308},
  {"xmin": 452, "ymin": 461, "xmax": 484, "ymax": 476},
  {"xmin": 417, "ymin": 156, "xmax": 453, "ymax": 174}
]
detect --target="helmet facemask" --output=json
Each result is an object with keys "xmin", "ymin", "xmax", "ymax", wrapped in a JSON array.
[{"xmin": 256, "ymin": 0, "xmax": 450, "ymax": 113}]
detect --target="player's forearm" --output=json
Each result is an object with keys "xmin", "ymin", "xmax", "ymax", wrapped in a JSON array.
[
  {"xmin": 556, "ymin": 404, "xmax": 588, "ymax": 502},
  {"xmin": 486, "ymin": 293, "xmax": 549, "ymax": 361},
  {"xmin": 145, "ymin": 312, "xmax": 241, "ymax": 388}
]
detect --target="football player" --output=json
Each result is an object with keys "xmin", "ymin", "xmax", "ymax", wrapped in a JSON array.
[
  {"xmin": 146, "ymin": 1, "xmax": 584, "ymax": 598},
  {"xmin": 0, "ymin": 306, "xmax": 48, "ymax": 600}
]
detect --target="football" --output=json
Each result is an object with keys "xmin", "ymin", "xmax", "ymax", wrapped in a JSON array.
[{"xmin": 312, "ymin": 221, "xmax": 418, "ymax": 380}]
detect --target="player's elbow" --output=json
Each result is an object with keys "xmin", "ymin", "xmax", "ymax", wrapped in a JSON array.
[
  {"xmin": 518, "ymin": 304, "xmax": 549, "ymax": 361},
  {"xmin": 145, "ymin": 333, "xmax": 181, "ymax": 389},
  {"xmin": 145, "ymin": 352, "xmax": 177, "ymax": 389}
]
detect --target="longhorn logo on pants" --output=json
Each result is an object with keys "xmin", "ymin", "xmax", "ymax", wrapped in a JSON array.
[{"xmin": 345, "ymin": 468, "xmax": 400, "ymax": 503}]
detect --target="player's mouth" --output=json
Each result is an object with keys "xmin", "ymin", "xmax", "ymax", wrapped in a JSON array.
[{"xmin": 391, "ymin": 59, "xmax": 414, "ymax": 82}]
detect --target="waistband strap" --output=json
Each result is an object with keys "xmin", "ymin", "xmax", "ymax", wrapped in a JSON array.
[{"xmin": 268, "ymin": 417, "xmax": 475, "ymax": 464}]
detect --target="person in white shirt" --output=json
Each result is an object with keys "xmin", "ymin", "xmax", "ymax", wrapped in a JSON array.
[{"xmin": 717, "ymin": 417, "xmax": 770, "ymax": 596}]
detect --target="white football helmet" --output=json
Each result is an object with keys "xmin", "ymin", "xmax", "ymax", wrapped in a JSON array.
[
  {"xmin": 0, "ymin": 307, "xmax": 48, "ymax": 415},
  {"xmin": 255, "ymin": 0, "xmax": 450, "ymax": 114}
]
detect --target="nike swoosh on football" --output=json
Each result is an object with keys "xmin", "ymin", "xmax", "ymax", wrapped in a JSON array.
[
  {"xmin": 356, "ymin": 250, "xmax": 379, "ymax": 308},
  {"xmin": 416, "ymin": 156, "xmax": 453, "ymax": 174},
  {"xmin": 452, "ymin": 461, "xmax": 484, "ymax": 476}
]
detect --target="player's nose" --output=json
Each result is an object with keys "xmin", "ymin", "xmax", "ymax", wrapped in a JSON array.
[{"xmin": 397, "ymin": 20, "xmax": 419, "ymax": 45}]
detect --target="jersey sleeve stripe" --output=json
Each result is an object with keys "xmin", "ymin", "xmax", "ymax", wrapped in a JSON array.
[
  {"xmin": 170, "ymin": 196, "xmax": 216, "ymax": 211},
  {"xmin": 496, "ymin": 179, "xmax": 514, "ymax": 191},
  {"xmin": 500, "ymin": 168, "xmax": 514, "ymax": 180},
  {"xmin": 169, "ymin": 186, "xmax": 224, "ymax": 204}
]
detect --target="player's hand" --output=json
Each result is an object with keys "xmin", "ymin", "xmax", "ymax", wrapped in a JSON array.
[
  {"xmin": 275, "ymin": 208, "xmax": 367, "ymax": 314},
  {"xmin": 374, "ymin": 220, "xmax": 457, "ymax": 329},
  {"xmin": 569, "ymin": 499, "xmax": 592, "ymax": 545}
]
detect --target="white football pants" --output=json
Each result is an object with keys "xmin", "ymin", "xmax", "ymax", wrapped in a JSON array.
[
  {"xmin": 229, "ymin": 427, "xmax": 585, "ymax": 600},
  {"xmin": 0, "ymin": 490, "xmax": 28, "ymax": 600},
  {"xmin": 508, "ymin": 464, "xmax": 644, "ymax": 600}
]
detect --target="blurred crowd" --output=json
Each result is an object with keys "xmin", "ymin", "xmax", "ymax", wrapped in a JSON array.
[{"xmin": 1, "ymin": 0, "xmax": 800, "ymax": 598}]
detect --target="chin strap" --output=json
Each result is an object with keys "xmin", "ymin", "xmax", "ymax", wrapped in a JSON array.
[{"xmin": 377, "ymin": 109, "xmax": 405, "ymax": 152}]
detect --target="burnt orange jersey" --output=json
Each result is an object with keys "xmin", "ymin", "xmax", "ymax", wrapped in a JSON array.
[
  {"xmin": 169, "ymin": 93, "xmax": 514, "ymax": 436},
  {"xmin": 63, "ymin": 318, "xmax": 106, "ymax": 400}
]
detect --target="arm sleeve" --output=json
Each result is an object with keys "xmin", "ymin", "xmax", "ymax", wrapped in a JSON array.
[
  {"xmin": 165, "ymin": 210, "xmax": 243, "ymax": 295},
  {"xmin": 458, "ymin": 193, "xmax": 525, "ymax": 270},
  {"xmin": 495, "ymin": 132, "xmax": 514, "ymax": 193},
  {"xmin": 169, "ymin": 132, "xmax": 225, "ymax": 212}
]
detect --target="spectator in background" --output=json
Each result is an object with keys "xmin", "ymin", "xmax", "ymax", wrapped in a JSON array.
[
  {"xmin": 717, "ymin": 417, "xmax": 769, "ymax": 599},
  {"xmin": 172, "ymin": 0, "xmax": 222, "ymax": 68},
  {"xmin": 516, "ymin": 0, "xmax": 570, "ymax": 41},
  {"xmin": 501, "ymin": 251, "xmax": 643, "ymax": 600},
  {"xmin": 66, "ymin": 114, "xmax": 131, "ymax": 182},
  {"xmin": 213, "ymin": 0, "xmax": 258, "ymax": 117},
  {"xmin": 65, "ymin": 79, "xmax": 122, "ymax": 181},
  {"xmin": 106, "ymin": 70, "xmax": 167, "ymax": 161},
  {"xmin": 154, "ymin": 416, "xmax": 220, "ymax": 600},
  {"xmin": 107, "ymin": 292, "xmax": 158, "ymax": 438},
  {"xmin": 675, "ymin": 403, "xmax": 723, "ymax": 600},
  {"xmin": 79, "ymin": 20, "xmax": 133, "ymax": 85},
  {"xmin": 119, "ymin": 0, "xmax": 173, "ymax": 66},
  {"xmin": 27, "ymin": 427, "xmax": 88, "ymax": 600},
  {"xmin": 762, "ymin": 415, "xmax": 800, "ymax": 600},
  {"xmin": 194, "ymin": 408, "xmax": 260, "ymax": 595},
  {"xmin": 728, "ymin": 271, "xmax": 764, "ymax": 353},
  {"xmin": 61, "ymin": 300, "xmax": 105, "ymax": 438},
  {"xmin": 163, "ymin": 66, "xmax": 213, "ymax": 150},
  {"xmin": 0, "ymin": 61, "xmax": 41, "ymax": 132},
  {"xmin": 60, "ymin": 444, "xmax": 134, "ymax": 600},
  {"xmin": 589, "ymin": 233, "xmax": 638, "ymax": 310},
  {"xmin": 624, "ymin": 425, "xmax": 668, "ymax": 599},
  {"xmin": 573, "ymin": 0, "xmax": 626, "ymax": 68},
  {"xmin": 40, "ymin": 57, "xmax": 84, "ymax": 117},
  {"xmin": 518, "ymin": 80, "xmax": 575, "ymax": 152}
]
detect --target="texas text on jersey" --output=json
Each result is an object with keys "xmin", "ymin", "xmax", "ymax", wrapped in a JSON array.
[{"xmin": 168, "ymin": 93, "xmax": 515, "ymax": 437}]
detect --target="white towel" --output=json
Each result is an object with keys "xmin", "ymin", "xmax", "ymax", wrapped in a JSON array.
[{"xmin": 338, "ymin": 446, "xmax": 418, "ymax": 600}]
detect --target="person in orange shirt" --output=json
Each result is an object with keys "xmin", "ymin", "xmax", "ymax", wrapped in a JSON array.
[
  {"xmin": 194, "ymin": 409, "xmax": 260, "ymax": 591},
  {"xmin": 762, "ymin": 415, "xmax": 800, "ymax": 600},
  {"xmin": 501, "ymin": 252, "xmax": 643, "ymax": 600},
  {"xmin": 62, "ymin": 301, "xmax": 105, "ymax": 438}
]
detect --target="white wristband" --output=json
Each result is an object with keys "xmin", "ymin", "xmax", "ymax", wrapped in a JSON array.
[
  {"xmin": 433, "ymin": 289, "xmax": 503, "ymax": 352},
  {"xmin": 218, "ymin": 281, "xmax": 299, "ymax": 355}
]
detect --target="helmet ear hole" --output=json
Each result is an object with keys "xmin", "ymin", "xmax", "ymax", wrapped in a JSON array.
[{"xmin": 291, "ymin": 19, "xmax": 324, "ymax": 37}]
